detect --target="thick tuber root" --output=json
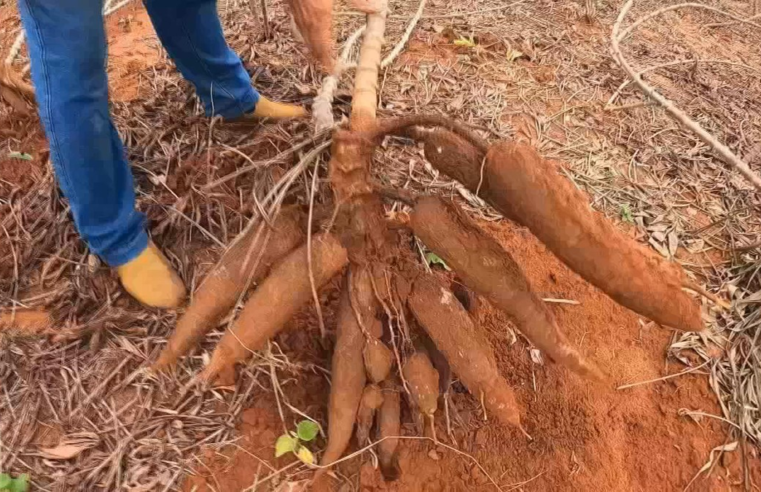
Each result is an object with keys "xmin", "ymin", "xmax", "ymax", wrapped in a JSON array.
[
  {"xmin": 356, "ymin": 383, "xmax": 384, "ymax": 445},
  {"xmin": 198, "ymin": 233, "xmax": 347, "ymax": 383},
  {"xmin": 364, "ymin": 337, "xmax": 393, "ymax": 384},
  {"xmin": 408, "ymin": 128, "xmax": 486, "ymax": 191},
  {"xmin": 378, "ymin": 379, "xmax": 401, "ymax": 482},
  {"xmin": 484, "ymin": 142, "xmax": 703, "ymax": 332},
  {"xmin": 412, "ymin": 128, "xmax": 485, "ymax": 191},
  {"xmin": 411, "ymin": 196, "xmax": 604, "ymax": 380},
  {"xmin": 408, "ymin": 273, "xmax": 523, "ymax": 430},
  {"xmin": 316, "ymin": 269, "xmax": 375, "ymax": 477},
  {"xmin": 415, "ymin": 130, "xmax": 702, "ymax": 332},
  {"xmin": 402, "ymin": 351, "xmax": 439, "ymax": 418},
  {"xmin": 155, "ymin": 208, "xmax": 304, "ymax": 371}
]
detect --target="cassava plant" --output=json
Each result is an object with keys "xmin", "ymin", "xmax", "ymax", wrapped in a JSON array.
[{"xmin": 153, "ymin": 0, "xmax": 710, "ymax": 487}]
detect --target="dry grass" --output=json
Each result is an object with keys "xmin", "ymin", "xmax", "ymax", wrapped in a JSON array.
[{"xmin": 1, "ymin": 0, "xmax": 761, "ymax": 489}]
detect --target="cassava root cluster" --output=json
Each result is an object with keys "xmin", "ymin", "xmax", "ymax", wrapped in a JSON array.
[{"xmin": 152, "ymin": 112, "xmax": 705, "ymax": 487}]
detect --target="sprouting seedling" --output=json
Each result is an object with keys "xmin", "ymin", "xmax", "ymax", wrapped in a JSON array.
[
  {"xmin": 275, "ymin": 420, "xmax": 321, "ymax": 466},
  {"xmin": 620, "ymin": 203, "xmax": 634, "ymax": 224},
  {"xmin": 0, "ymin": 472, "xmax": 29, "ymax": 492},
  {"xmin": 425, "ymin": 252, "xmax": 451, "ymax": 271}
]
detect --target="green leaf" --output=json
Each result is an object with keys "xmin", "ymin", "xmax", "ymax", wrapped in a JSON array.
[
  {"xmin": 0, "ymin": 474, "xmax": 12, "ymax": 489},
  {"xmin": 295, "ymin": 445, "xmax": 314, "ymax": 465},
  {"xmin": 275, "ymin": 434, "xmax": 298, "ymax": 458},
  {"xmin": 296, "ymin": 420, "xmax": 319, "ymax": 442},
  {"xmin": 425, "ymin": 252, "xmax": 451, "ymax": 271},
  {"xmin": 9, "ymin": 474, "xmax": 29, "ymax": 492},
  {"xmin": 8, "ymin": 152, "xmax": 32, "ymax": 161},
  {"xmin": 620, "ymin": 204, "xmax": 634, "ymax": 224},
  {"xmin": 453, "ymin": 36, "xmax": 476, "ymax": 48}
]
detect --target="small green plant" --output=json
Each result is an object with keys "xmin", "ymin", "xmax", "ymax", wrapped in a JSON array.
[
  {"xmin": 0, "ymin": 472, "xmax": 29, "ymax": 492},
  {"xmin": 620, "ymin": 203, "xmax": 634, "ymax": 224},
  {"xmin": 275, "ymin": 420, "xmax": 320, "ymax": 465},
  {"xmin": 425, "ymin": 252, "xmax": 451, "ymax": 271}
]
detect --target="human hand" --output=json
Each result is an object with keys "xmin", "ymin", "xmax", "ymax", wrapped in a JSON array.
[
  {"xmin": 349, "ymin": 0, "xmax": 387, "ymax": 14},
  {"xmin": 287, "ymin": 0, "xmax": 335, "ymax": 73}
]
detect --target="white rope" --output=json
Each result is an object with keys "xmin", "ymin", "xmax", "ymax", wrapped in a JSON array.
[{"xmin": 311, "ymin": 25, "xmax": 366, "ymax": 133}]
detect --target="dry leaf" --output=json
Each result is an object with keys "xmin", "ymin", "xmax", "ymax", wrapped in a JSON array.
[
  {"xmin": 667, "ymin": 231, "xmax": 679, "ymax": 257},
  {"xmin": 40, "ymin": 432, "xmax": 99, "ymax": 460},
  {"xmin": 694, "ymin": 441, "xmax": 737, "ymax": 477},
  {"xmin": 648, "ymin": 237, "xmax": 670, "ymax": 258},
  {"xmin": 447, "ymin": 94, "xmax": 464, "ymax": 111},
  {"xmin": 530, "ymin": 349, "xmax": 544, "ymax": 365}
]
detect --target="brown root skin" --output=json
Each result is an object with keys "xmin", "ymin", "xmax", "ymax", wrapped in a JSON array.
[
  {"xmin": 418, "ymin": 333, "xmax": 451, "ymax": 396},
  {"xmin": 411, "ymin": 196, "xmax": 604, "ymax": 380},
  {"xmin": 363, "ymin": 338, "xmax": 394, "ymax": 384},
  {"xmin": 378, "ymin": 380, "xmax": 401, "ymax": 482},
  {"xmin": 415, "ymin": 131, "xmax": 702, "ymax": 333},
  {"xmin": 408, "ymin": 273, "xmax": 523, "ymax": 429},
  {"xmin": 328, "ymin": 130, "xmax": 393, "ymax": 261},
  {"xmin": 450, "ymin": 280, "xmax": 480, "ymax": 316},
  {"xmin": 356, "ymin": 383, "xmax": 383, "ymax": 445},
  {"xmin": 198, "ymin": 233, "xmax": 348, "ymax": 383},
  {"xmin": 402, "ymin": 351, "xmax": 440, "ymax": 417},
  {"xmin": 484, "ymin": 142, "xmax": 703, "ymax": 332},
  {"xmin": 316, "ymin": 269, "xmax": 374, "ymax": 477},
  {"xmin": 415, "ymin": 129, "xmax": 485, "ymax": 191},
  {"xmin": 155, "ymin": 208, "xmax": 304, "ymax": 372},
  {"xmin": 373, "ymin": 115, "xmax": 489, "ymax": 154}
]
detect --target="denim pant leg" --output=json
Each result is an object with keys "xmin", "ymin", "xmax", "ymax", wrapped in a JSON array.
[
  {"xmin": 143, "ymin": 0, "xmax": 260, "ymax": 119},
  {"xmin": 17, "ymin": 0, "xmax": 148, "ymax": 267}
]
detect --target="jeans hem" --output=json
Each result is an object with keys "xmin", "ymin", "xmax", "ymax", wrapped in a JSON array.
[
  {"xmin": 102, "ymin": 228, "xmax": 150, "ymax": 267},
  {"xmin": 211, "ymin": 87, "xmax": 258, "ymax": 120}
]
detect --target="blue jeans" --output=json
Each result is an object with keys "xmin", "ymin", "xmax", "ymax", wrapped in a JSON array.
[{"xmin": 18, "ymin": 0, "xmax": 260, "ymax": 266}]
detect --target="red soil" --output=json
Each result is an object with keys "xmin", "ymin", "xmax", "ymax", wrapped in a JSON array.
[
  {"xmin": 105, "ymin": 3, "xmax": 161, "ymax": 103},
  {"xmin": 185, "ymin": 215, "xmax": 758, "ymax": 491}
]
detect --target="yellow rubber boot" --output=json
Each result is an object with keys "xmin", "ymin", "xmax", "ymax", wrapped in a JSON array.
[
  {"xmin": 226, "ymin": 96, "xmax": 307, "ymax": 124},
  {"xmin": 117, "ymin": 241, "xmax": 187, "ymax": 309},
  {"xmin": 252, "ymin": 96, "xmax": 307, "ymax": 119}
]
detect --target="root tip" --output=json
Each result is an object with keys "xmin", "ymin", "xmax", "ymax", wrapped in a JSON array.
[{"xmin": 380, "ymin": 458, "xmax": 401, "ymax": 482}]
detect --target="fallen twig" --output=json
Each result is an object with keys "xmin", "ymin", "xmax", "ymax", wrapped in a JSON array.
[
  {"xmin": 617, "ymin": 360, "xmax": 710, "ymax": 390},
  {"xmin": 611, "ymin": 0, "xmax": 761, "ymax": 191}
]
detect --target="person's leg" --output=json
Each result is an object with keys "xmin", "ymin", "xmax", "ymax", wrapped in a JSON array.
[
  {"xmin": 18, "ymin": 0, "xmax": 186, "ymax": 308},
  {"xmin": 143, "ymin": 0, "xmax": 258, "ymax": 119},
  {"xmin": 143, "ymin": 0, "xmax": 305, "ymax": 120},
  {"xmin": 17, "ymin": 0, "xmax": 147, "ymax": 267}
]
